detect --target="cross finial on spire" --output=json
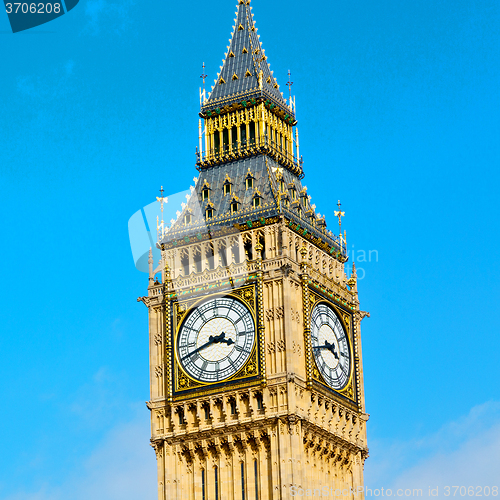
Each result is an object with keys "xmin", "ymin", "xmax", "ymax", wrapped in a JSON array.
[
  {"xmin": 334, "ymin": 200, "xmax": 345, "ymax": 248},
  {"xmin": 334, "ymin": 200, "xmax": 345, "ymax": 232},
  {"xmin": 156, "ymin": 186, "xmax": 168, "ymax": 240},
  {"xmin": 286, "ymin": 69, "xmax": 294, "ymax": 104},
  {"xmin": 200, "ymin": 62, "xmax": 207, "ymax": 93}
]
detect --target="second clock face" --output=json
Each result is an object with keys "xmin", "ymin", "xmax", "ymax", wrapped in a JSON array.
[
  {"xmin": 311, "ymin": 303, "xmax": 351, "ymax": 390},
  {"xmin": 177, "ymin": 297, "xmax": 256, "ymax": 383}
]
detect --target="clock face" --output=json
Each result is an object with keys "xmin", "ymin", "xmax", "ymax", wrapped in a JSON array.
[
  {"xmin": 311, "ymin": 303, "xmax": 351, "ymax": 390},
  {"xmin": 177, "ymin": 297, "xmax": 256, "ymax": 383}
]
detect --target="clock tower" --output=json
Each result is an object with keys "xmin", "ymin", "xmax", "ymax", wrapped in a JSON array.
[{"xmin": 139, "ymin": 1, "xmax": 369, "ymax": 498}]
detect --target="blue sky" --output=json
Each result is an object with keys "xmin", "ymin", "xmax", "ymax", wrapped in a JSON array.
[{"xmin": 0, "ymin": 0, "xmax": 499, "ymax": 498}]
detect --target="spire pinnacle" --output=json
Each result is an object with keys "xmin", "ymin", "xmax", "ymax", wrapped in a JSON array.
[
  {"xmin": 334, "ymin": 200, "xmax": 346, "ymax": 251},
  {"xmin": 286, "ymin": 69, "xmax": 294, "ymax": 104},
  {"xmin": 156, "ymin": 186, "xmax": 168, "ymax": 240},
  {"xmin": 334, "ymin": 200, "xmax": 345, "ymax": 234},
  {"xmin": 200, "ymin": 62, "xmax": 207, "ymax": 93},
  {"xmin": 202, "ymin": 0, "xmax": 291, "ymax": 115}
]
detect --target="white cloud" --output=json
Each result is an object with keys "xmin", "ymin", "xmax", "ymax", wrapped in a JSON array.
[
  {"xmin": 365, "ymin": 402, "xmax": 500, "ymax": 497},
  {"xmin": 5, "ymin": 411, "xmax": 157, "ymax": 500},
  {"xmin": 7, "ymin": 402, "xmax": 499, "ymax": 500}
]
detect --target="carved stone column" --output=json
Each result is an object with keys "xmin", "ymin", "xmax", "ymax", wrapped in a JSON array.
[
  {"xmin": 255, "ymin": 243, "xmax": 266, "ymax": 386},
  {"xmin": 300, "ymin": 246, "xmax": 313, "ymax": 389}
]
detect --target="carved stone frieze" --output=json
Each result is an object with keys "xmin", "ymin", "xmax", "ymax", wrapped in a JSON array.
[{"xmin": 292, "ymin": 341, "xmax": 302, "ymax": 356}]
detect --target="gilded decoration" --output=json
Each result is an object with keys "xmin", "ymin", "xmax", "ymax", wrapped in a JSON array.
[
  {"xmin": 171, "ymin": 285, "xmax": 262, "ymax": 398},
  {"xmin": 145, "ymin": 1, "xmax": 369, "ymax": 496},
  {"xmin": 307, "ymin": 290, "xmax": 357, "ymax": 404}
]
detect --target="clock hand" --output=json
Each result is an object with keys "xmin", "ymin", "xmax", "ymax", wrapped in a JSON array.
[
  {"xmin": 183, "ymin": 335, "xmax": 219, "ymax": 359},
  {"xmin": 212, "ymin": 331, "xmax": 234, "ymax": 346},
  {"xmin": 325, "ymin": 340, "xmax": 339, "ymax": 360},
  {"xmin": 316, "ymin": 340, "xmax": 340, "ymax": 360},
  {"xmin": 312, "ymin": 343, "xmax": 339, "ymax": 359},
  {"xmin": 182, "ymin": 332, "xmax": 233, "ymax": 360}
]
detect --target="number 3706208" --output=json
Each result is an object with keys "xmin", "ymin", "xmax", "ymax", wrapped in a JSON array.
[
  {"xmin": 5, "ymin": 3, "xmax": 61, "ymax": 14},
  {"xmin": 444, "ymin": 486, "xmax": 498, "ymax": 497}
]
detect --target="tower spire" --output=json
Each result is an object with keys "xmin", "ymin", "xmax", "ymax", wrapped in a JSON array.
[{"xmin": 202, "ymin": 0, "xmax": 292, "ymax": 116}]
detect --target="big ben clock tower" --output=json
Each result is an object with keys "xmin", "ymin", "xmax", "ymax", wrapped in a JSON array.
[{"xmin": 139, "ymin": 1, "xmax": 369, "ymax": 498}]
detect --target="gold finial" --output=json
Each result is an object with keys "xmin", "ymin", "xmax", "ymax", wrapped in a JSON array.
[
  {"xmin": 255, "ymin": 242, "xmax": 263, "ymax": 261},
  {"xmin": 334, "ymin": 200, "xmax": 345, "ymax": 249},
  {"xmin": 286, "ymin": 69, "xmax": 293, "ymax": 105},
  {"xmin": 156, "ymin": 186, "xmax": 168, "ymax": 240},
  {"xmin": 200, "ymin": 62, "xmax": 207, "ymax": 93}
]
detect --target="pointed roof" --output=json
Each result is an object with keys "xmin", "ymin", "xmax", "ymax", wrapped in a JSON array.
[
  {"xmin": 160, "ymin": 157, "xmax": 345, "ymax": 261},
  {"xmin": 202, "ymin": 0, "xmax": 292, "ymax": 116}
]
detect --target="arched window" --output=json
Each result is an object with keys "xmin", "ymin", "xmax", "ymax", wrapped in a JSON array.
[
  {"xmin": 181, "ymin": 251, "xmax": 189, "ymax": 276},
  {"xmin": 214, "ymin": 132, "xmax": 220, "ymax": 154},
  {"xmin": 240, "ymin": 124, "xmax": 247, "ymax": 146},
  {"xmin": 244, "ymin": 239, "xmax": 253, "ymax": 260},
  {"xmin": 202, "ymin": 470, "xmax": 206, "ymax": 500},
  {"xmin": 249, "ymin": 122, "xmax": 256, "ymax": 144},
  {"xmin": 231, "ymin": 238, "xmax": 240, "ymax": 263},
  {"xmin": 223, "ymin": 175, "xmax": 232, "ymax": 196},
  {"xmin": 232, "ymin": 125, "xmax": 238, "ymax": 150},
  {"xmin": 215, "ymin": 466, "xmax": 219, "ymax": 500},
  {"xmin": 254, "ymin": 460, "xmax": 259, "ymax": 500},
  {"xmin": 256, "ymin": 392, "xmax": 263, "ymax": 410},
  {"xmin": 246, "ymin": 169, "xmax": 255, "ymax": 190},
  {"xmin": 241, "ymin": 462, "xmax": 246, "ymax": 500},
  {"xmin": 178, "ymin": 408, "xmax": 185, "ymax": 425},
  {"xmin": 193, "ymin": 248, "xmax": 202, "ymax": 273}
]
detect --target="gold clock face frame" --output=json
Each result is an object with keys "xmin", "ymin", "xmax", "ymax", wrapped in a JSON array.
[
  {"xmin": 308, "ymin": 291, "xmax": 357, "ymax": 403},
  {"xmin": 176, "ymin": 296, "xmax": 256, "ymax": 383},
  {"xmin": 311, "ymin": 302, "xmax": 351, "ymax": 390},
  {"xmin": 172, "ymin": 285, "xmax": 261, "ymax": 397}
]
